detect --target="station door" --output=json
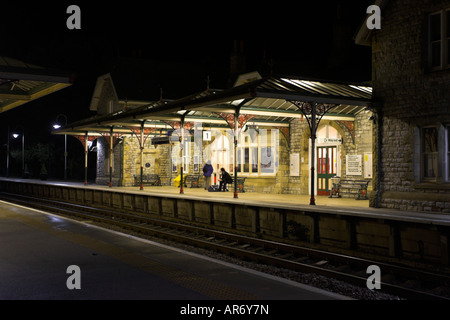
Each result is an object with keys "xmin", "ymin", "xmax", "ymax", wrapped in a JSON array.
[{"xmin": 317, "ymin": 146, "xmax": 337, "ymax": 196}]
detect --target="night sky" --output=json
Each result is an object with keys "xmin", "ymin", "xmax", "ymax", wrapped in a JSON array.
[{"xmin": 0, "ymin": 1, "xmax": 374, "ymax": 180}]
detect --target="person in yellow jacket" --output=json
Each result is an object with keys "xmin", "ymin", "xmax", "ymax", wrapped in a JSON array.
[{"xmin": 174, "ymin": 174, "xmax": 187, "ymax": 188}]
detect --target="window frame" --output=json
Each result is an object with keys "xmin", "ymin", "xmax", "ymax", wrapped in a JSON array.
[
  {"xmin": 428, "ymin": 9, "xmax": 450, "ymax": 71},
  {"xmin": 259, "ymin": 129, "xmax": 279, "ymax": 176},
  {"xmin": 421, "ymin": 126, "xmax": 439, "ymax": 182},
  {"xmin": 446, "ymin": 125, "xmax": 450, "ymax": 182},
  {"xmin": 182, "ymin": 139, "xmax": 190, "ymax": 174},
  {"xmin": 211, "ymin": 131, "xmax": 234, "ymax": 174},
  {"xmin": 236, "ymin": 128, "xmax": 279, "ymax": 177},
  {"xmin": 237, "ymin": 129, "xmax": 259, "ymax": 176}
]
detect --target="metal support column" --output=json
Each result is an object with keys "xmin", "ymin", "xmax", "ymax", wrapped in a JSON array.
[
  {"xmin": 109, "ymin": 127, "xmax": 113, "ymax": 188},
  {"xmin": 289, "ymin": 101, "xmax": 338, "ymax": 206},
  {"xmin": 21, "ymin": 132, "xmax": 24, "ymax": 177},
  {"xmin": 84, "ymin": 131, "xmax": 88, "ymax": 186},
  {"xmin": 310, "ymin": 105, "xmax": 317, "ymax": 206},
  {"xmin": 234, "ymin": 111, "xmax": 239, "ymax": 199},
  {"xmin": 6, "ymin": 126, "xmax": 10, "ymax": 177},
  {"xmin": 217, "ymin": 99, "xmax": 254, "ymax": 199},
  {"xmin": 180, "ymin": 117, "xmax": 185, "ymax": 195},
  {"xmin": 140, "ymin": 122, "xmax": 145, "ymax": 191},
  {"xmin": 64, "ymin": 133, "xmax": 68, "ymax": 180}
]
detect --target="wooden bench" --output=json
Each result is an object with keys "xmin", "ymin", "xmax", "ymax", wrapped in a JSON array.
[
  {"xmin": 134, "ymin": 174, "xmax": 162, "ymax": 186},
  {"xmin": 330, "ymin": 179, "xmax": 370, "ymax": 200},
  {"xmin": 185, "ymin": 175, "xmax": 201, "ymax": 188}
]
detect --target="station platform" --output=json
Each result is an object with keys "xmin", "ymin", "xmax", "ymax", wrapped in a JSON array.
[
  {"xmin": 3, "ymin": 178, "xmax": 370, "ymax": 208},
  {"xmin": 3, "ymin": 177, "xmax": 450, "ymax": 227},
  {"xmin": 1, "ymin": 178, "xmax": 450, "ymax": 270},
  {"xmin": 0, "ymin": 199, "xmax": 348, "ymax": 302}
]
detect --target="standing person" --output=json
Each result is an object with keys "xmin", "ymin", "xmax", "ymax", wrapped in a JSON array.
[
  {"xmin": 219, "ymin": 168, "xmax": 233, "ymax": 192},
  {"xmin": 203, "ymin": 160, "xmax": 214, "ymax": 190}
]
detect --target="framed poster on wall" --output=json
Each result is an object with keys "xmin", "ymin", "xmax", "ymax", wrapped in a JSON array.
[
  {"xmin": 194, "ymin": 156, "xmax": 199, "ymax": 173},
  {"xmin": 290, "ymin": 153, "xmax": 300, "ymax": 177},
  {"xmin": 364, "ymin": 153, "xmax": 373, "ymax": 179},
  {"xmin": 346, "ymin": 155, "xmax": 362, "ymax": 176}
]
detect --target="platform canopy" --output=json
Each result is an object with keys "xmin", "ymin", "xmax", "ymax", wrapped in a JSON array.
[
  {"xmin": 0, "ymin": 56, "xmax": 74, "ymax": 114},
  {"xmin": 53, "ymin": 74, "xmax": 373, "ymax": 137}
]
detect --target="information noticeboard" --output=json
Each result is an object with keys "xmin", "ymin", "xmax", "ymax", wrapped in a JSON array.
[
  {"xmin": 364, "ymin": 153, "xmax": 373, "ymax": 179},
  {"xmin": 290, "ymin": 153, "xmax": 300, "ymax": 177},
  {"xmin": 346, "ymin": 155, "xmax": 362, "ymax": 176}
]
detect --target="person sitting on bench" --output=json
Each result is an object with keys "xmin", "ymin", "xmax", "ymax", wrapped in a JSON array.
[{"xmin": 219, "ymin": 168, "xmax": 233, "ymax": 192}]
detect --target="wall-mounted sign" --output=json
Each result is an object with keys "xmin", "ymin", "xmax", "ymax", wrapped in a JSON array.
[
  {"xmin": 290, "ymin": 153, "xmax": 300, "ymax": 177},
  {"xmin": 364, "ymin": 153, "xmax": 373, "ymax": 179},
  {"xmin": 318, "ymin": 138, "xmax": 343, "ymax": 144},
  {"xmin": 346, "ymin": 155, "xmax": 362, "ymax": 176},
  {"xmin": 203, "ymin": 131, "xmax": 212, "ymax": 141}
]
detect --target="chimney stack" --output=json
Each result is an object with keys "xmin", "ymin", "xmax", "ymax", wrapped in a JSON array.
[{"xmin": 229, "ymin": 40, "xmax": 247, "ymax": 87}]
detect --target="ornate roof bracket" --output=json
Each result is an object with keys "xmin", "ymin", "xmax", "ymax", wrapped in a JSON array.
[
  {"xmin": 163, "ymin": 120, "xmax": 194, "ymax": 132},
  {"xmin": 125, "ymin": 125, "xmax": 159, "ymax": 148},
  {"xmin": 216, "ymin": 113, "xmax": 256, "ymax": 134},
  {"xmin": 96, "ymin": 130, "xmax": 123, "ymax": 148},
  {"xmin": 276, "ymin": 126, "xmax": 291, "ymax": 151},
  {"xmin": 288, "ymin": 101, "xmax": 339, "ymax": 137},
  {"xmin": 73, "ymin": 134, "xmax": 96, "ymax": 150},
  {"xmin": 288, "ymin": 101, "xmax": 338, "ymax": 206},
  {"xmin": 335, "ymin": 120, "xmax": 356, "ymax": 145}
]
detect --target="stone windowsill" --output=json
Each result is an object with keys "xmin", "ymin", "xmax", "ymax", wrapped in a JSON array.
[{"xmin": 413, "ymin": 182, "xmax": 450, "ymax": 190}]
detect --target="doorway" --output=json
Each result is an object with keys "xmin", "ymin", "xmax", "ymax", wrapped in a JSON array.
[
  {"xmin": 313, "ymin": 124, "xmax": 342, "ymax": 196},
  {"xmin": 317, "ymin": 146, "xmax": 337, "ymax": 196}
]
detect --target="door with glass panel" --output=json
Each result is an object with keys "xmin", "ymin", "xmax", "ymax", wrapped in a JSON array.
[{"xmin": 317, "ymin": 146, "xmax": 337, "ymax": 196}]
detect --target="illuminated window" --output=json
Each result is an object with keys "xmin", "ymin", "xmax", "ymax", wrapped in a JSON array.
[
  {"xmin": 182, "ymin": 140, "xmax": 190, "ymax": 174},
  {"xmin": 237, "ymin": 129, "xmax": 279, "ymax": 176},
  {"xmin": 260, "ymin": 129, "xmax": 279, "ymax": 174},
  {"xmin": 422, "ymin": 127, "xmax": 438, "ymax": 180},
  {"xmin": 171, "ymin": 139, "xmax": 190, "ymax": 174},
  {"xmin": 211, "ymin": 131, "xmax": 234, "ymax": 174}
]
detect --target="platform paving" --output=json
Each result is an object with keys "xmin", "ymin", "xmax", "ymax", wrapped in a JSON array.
[{"xmin": 0, "ymin": 199, "xmax": 349, "ymax": 302}]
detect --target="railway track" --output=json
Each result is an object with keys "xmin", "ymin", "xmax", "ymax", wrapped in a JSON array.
[{"xmin": 1, "ymin": 191, "xmax": 450, "ymax": 300}]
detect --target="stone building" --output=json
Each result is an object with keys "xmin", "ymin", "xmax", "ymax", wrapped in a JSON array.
[
  {"xmin": 356, "ymin": 0, "xmax": 450, "ymax": 212},
  {"xmin": 87, "ymin": 57, "xmax": 211, "ymax": 187},
  {"xmin": 58, "ymin": 72, "xmax": 374, "ymax": 201}
]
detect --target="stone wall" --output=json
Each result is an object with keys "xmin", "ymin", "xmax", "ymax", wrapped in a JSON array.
[
  {"xmin": 344, "ymin": 113, "xmax": 374, "ymax": 183},
  {"xmin": 94, "ymin": 119, "xmax": 373, "ymax": 195},
  {"xmin": 371, "ymin": 0, "xmax": 450, "ymax": 212},
  {"xmin": 121, "ymin": 137, "xmax": 172, "ymax": 187},
  {"xmin": 95, "ymin": 137, "xmax": 122, "ymax": 186},
  {"xmin": 284, "ymin": 119, "xmax": 309, "ymax": 194},
  {"xmin": 284, "ymin": 116, "xmax": 373, "ymax": 196}
]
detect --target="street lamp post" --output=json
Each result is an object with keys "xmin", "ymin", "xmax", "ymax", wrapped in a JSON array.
[
  {"xmin": 12, "ymin": 129, "xmax": 25, "ymax": 177},
  {"xmin": 6, "ymin": 126, "xmax": 10, "ymax": 177},
  {"xmin": 53, "ymin": 114, "xmax": 68, "ymax": 180}
]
